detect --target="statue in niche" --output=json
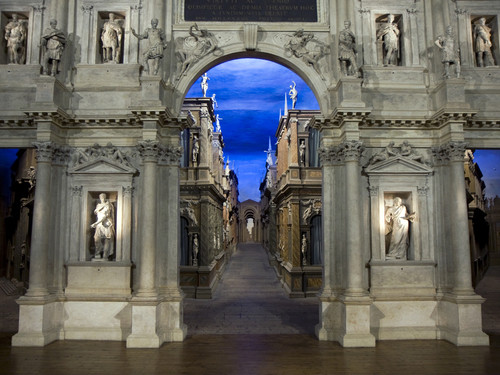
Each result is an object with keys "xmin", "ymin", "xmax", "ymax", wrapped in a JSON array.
[
  {"xmin": 376, "ymin": 14, "xmax": 400, "ymax": 66},
  {"xmin": 289, "ymin": 81, "xmax": 298, "ymax": 109},
  {"xmin": 176, "ymin": 23, "xmax": 218, "ymax": 77},
  {"xmin": 474, "ymin": 17, "xmax": 495, "ymax": 67},
  {"xmin": 101, "ymin": 13, "xmax": 123, "ymax": 63},
  {"xmin": 385, "ymin": 197, "xmax": 415, "ymax": 260},
  {"xmin": 90, "ymin": 193, "xmax": 115, "ymax": 261},
  {"xmin": 338, "ymin": 20, "xmax": 358, "ymax": 76},
  {"xmin": 192, "ymin": 135, "xmax": 199, "ymax": 165},
  {"xmin": 301, "ymin": 234, "xmax": 308, "ymax": 266},
  {"xmin": 285, "ymin": 29, "xmax": 328, "ymax": 78},
  {"xmin": 4, "ymin": 14, "xmax": 27, "ymax": 64},
  {"xmin": 299, "ymin": 140, "xmax": 306, "ymax": 165},
  {"xmin": 41, "ymin": 19, "xmax": 66, "ymax": 77},
  {"xmin": 435, "ymin": 26, "xmax": 461, "ymax": 79},
  {"xmin": 192, "ymin": 234, "xmax": 199, "ymax": 266},
  {"xmin": 131, "ymin": 18, "xmax": 167, "ymax": 75},
  {"xmin": 201, "ymin": 73, "xmax": 209, "ymax": 97}
]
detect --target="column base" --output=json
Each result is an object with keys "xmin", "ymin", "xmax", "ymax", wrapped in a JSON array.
[
  {"xmin": 437, "ymin": 293, "xmax": 489, "ymax": 346},
  {"xmin": 316, "ymin": 294, "xmax": 376, "ymax": 347},
  {"xmin": 12, "ymin": 297, "xmax": 64, "ymax": 347}
]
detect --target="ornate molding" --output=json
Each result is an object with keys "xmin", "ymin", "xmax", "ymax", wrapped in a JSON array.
[
  {"xmin": 181, "ymin": 200, "xmax": 198, "ymax": 226},
  {"xmin": 71, "ymin": 185, "xmax": 83, "ymax": 197},
  {"xmin": 72, "ymin": 143, "xmax": 132, "ymax": 167},
  {"xmin": 301, "ymin": 199, "xmax": 322, "ymax": 224}
]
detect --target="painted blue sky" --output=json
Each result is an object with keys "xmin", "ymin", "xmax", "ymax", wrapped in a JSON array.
[{"xmin": 186, "ymin": 58, "xmax": 319, "ymax": 201}]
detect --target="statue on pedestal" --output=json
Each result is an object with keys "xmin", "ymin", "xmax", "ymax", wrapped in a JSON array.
[
  {"xmin": 435, "ymin": 26, "xmax": 461, "ymax": 79},
  {"xmin": 474, "ymin": 17, "xmax": 495, "ymax": 67},
  {"xmin": 385, "ymin": 197, "xmax": 415, "ymax": 260},
  {"xmin": 377, "ymin": 14, "xmax": 400, "ymax": 66},
  {"xmin": 101, "ymin": 13, "xmax": 122, "ymax": 63},
  {"xmin": 41, "ymin": 19, "xmax": 66, "ymax": 77},
  {"xmin": 338, "ymin": 20, "xmax": 358, "ymax": 76},
  {"xmin": 91, "ymin": 193, "xmax": 115, "ymax": 261},
  {"xmin": 131, "ymin": 18, "xmax": 167, "ymax": 75},
  {"xmin": 4, "ymin": 14, "xmax": 27, "ymax": 65}
]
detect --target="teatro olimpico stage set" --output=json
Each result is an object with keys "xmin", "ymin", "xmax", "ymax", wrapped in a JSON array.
[{"xmin": 0, "ymin": 0, "xmax": 499, "ymax": 348}]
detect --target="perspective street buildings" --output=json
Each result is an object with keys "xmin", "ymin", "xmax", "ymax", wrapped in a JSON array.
[{"xmin": 0, "ymin": 0, "xmax": 500, "ymax": 350}]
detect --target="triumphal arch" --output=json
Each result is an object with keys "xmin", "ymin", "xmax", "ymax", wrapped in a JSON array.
[{"xmin": 1, "ymin": 0, "xmax": 499, "ymax": 347}]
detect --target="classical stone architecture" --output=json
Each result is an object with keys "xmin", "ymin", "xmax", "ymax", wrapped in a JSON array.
[
  {"xmin": 263, "ymin": 109, "xmax": 323, "ymax": 297},
  {"xmin": 0, "ymin": 0, "xmax": 499, "ymax": 348},
  {"xmin": 178, "ymin": 97, "xmax": 237, "ymax": 298}
]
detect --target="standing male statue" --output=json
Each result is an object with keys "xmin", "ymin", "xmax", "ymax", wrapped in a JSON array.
[
  {"xmin": 338, "ymin": 20, "xmax": 358, "ymax": 76},
  {"xmin": 131, "ymin": 18, "xmax": 167, "ymax": 75},
  {"xmin": 90, "ymin": 193, "xmax": 115, "ymax": 261},
  {"xmin": 201, "ymin": 73, "xmax": 209, "ymax": 97},
  {"xmin": 41, "ymin": 19, "xmax": 66, "ymax": 76},
  {"xmin": 4, "ymin": 14, "xmax": 27, "ymax": 64},
  {"xmin": 435, "ymin": 26, "xmax": 461, "ymax": 79},
  {"xmin": 101, "ymin": 13, "xmax": 122, "ymax": 63},
  {"xmin": 474, "ymin": 17, "xmax": 495, "ymax": 67},
  {"xmin": 376, "ymin": 14, "xmax": 400, "ymax": 66}
]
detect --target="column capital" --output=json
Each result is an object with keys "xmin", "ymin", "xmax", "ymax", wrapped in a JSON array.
[
  {"xmin": 319, "ymin": 145, "xmax": 341, "ymax": 166},
  {"xmin": 159, "ymin": 145, "xmax": 182, "ymax": 166},
  {"xmin": 137, "ymin": 140, "xmax": 160, "ymax": 162},
  {"xmin": 71, "ymin": 185, "xmax": 83, "ymax": 197},
  {"xmin": 33, "ymin": 141, "xmax": 54, "ymax": 163},
  {"xmin": 432, "ymin": 141, "xmax": 468, "ymax": 163},
  {"xmin": 339, "ymin": 140, "xmax": 364, "ymax": 162}
]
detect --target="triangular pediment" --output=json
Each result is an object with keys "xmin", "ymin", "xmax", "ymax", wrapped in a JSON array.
[
  {"xmin": 70, "ymin": 157, "xmax": 137, "ymax": 175},
  {"xmin": 365, "ymin": 156, "xmax": 433, "ymax": 175}
]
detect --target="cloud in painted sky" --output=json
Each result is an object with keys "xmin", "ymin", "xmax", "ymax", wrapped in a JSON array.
[{"xmin": 186, "ymin": 58, "xmax": 319, "ymax": 201}]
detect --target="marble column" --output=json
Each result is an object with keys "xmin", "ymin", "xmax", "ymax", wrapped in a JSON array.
[
  {"xmin": 25, "ymin": 142, "xmax": 53, "ymax": 298},
  {"xmin": 445, "ymin": 142, "xmax": 474, "ymax": 295},
  {"xmin": 341, "ymin": 141, "xmax": 365, "ymax": 297},
  {"xmin": 136, "ymin": 140, "xmax": 159, "ymax": 299}
]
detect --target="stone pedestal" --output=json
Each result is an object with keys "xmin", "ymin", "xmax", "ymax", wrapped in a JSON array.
[
  {"xmin": 12, "ymin": 298, "xmax": 64, "ymax": 347},
  {"xmin": 339, "ymin": 296, "xmax": 376, "ymax": 347},
  {"xmin": 438, "ymin": 294, "xmax": 489, "ymax": 346},
  {"xmin": 434, "ymin": 78, "xmax": 469, "ymax": 110},
  {"xmin": 335, "ymin": 77, "xmax": 364, "ymax": 108},
  {"xmin": 139, "ymin": 76, "xmax": 166, "ymax": 107}
]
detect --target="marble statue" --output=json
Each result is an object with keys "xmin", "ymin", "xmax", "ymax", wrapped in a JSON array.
[
  {"xmin": 176, "ymin": 23, "xmax": 218, "ymax": 77},
  {"xmin": 376, "ymin": 14, "xmax": 400, "ymax": 66},
  {"xmin": 474, "ymin": 18, "xmax": 495, "ymax": 67},
  {"xmin": 101, "ymin": 13, "xmax": 122, "ymax": 63},
  {"xmin": 192, "ymin": 234, "xmax": 199, "ymax": 266},
  {"xmin": 338, "ymin": 20, "xmax": 358, "ymax": 76},
  {"xmin": 285, "ymin": 29, "xmax": 327, "ymax": 77},
  {"xmin": 215, "ymin": 114, "xmax": 222, "ymax": 132},
  {"xmin": 131, "ymin": 18, "xmax": 167, "ymax": 75},
  {"xmin": 27, "ymin": 166, "xmax": 36, "ymax": 189},
  {"xmin": 90, "ymin": 193, "xmax": 115, "ymax": 260},
  {"xmin": 301, "ymin": 234, "xmax": 308, "ymax": 266},
  {"xmin": 289, "ymin": 81, "xmax": 298, "ymax": 109},
  {"xmin": 192, "ymin": 135, "xmax": 199, "ymax": 165},
  {"xmin": 4, "ymin": 14, "xmax": 27, "ymax": 64},
  {"xmin": 299, "ymin": 140, "xmax": 306, "ymax": 165},
  {"xmin": 371, "ymin": 141, "xmax": 396, "ymax": 163},
  {"xmin": 435, "ymin": 26, "xmax": 461, "ymax": 79},
  {"xmin": 211, "ymin": 93, "xmax": 218, "ymax": 107},
  {"xmin": 201, "ymin": 73, "xmax": 209, "ymax": 97},
  {"xmin": 41, "ymin": 19, "xmax": 66, "ymax": 77},
  {"xmin": 385, "ymin": 197, "xmax": 415, "ymax": 260}
]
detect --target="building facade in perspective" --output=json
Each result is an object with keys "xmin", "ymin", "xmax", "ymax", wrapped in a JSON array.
[{"xmin": 0, "ymin": 0, "xmax": 499, "ymax": 349}]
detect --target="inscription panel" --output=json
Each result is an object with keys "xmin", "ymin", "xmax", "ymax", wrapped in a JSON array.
[{"xmin": 185, "ymin": 0, "xmax": 317, "ymax": 22}]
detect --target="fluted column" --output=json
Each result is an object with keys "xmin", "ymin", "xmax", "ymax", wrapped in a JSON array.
[
  {"xmin": 25, "ymin": 142, "xmax": 54, "ymax": 298},
  {"xmin": 136, "ymin": 140, "xmax": 160, "ymax": 299}
]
